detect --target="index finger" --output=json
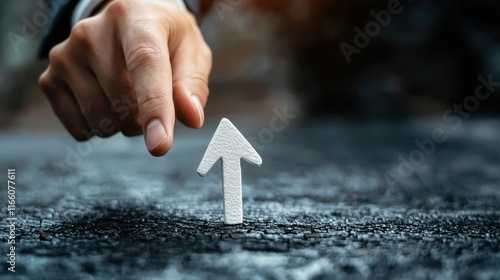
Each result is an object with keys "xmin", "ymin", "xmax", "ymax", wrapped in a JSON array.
[{"xmin": 119, "ymin": 21, "xmax": 175, "ymax": 157}]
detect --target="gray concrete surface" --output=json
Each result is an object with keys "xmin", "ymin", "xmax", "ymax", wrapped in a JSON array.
[{"xmin": 0, "ymin": 117, "xmax": 499, "ymax": 279}]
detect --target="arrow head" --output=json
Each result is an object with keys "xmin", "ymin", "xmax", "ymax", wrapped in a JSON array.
[{"xmin": 197, "ymin": 118, "xmax": 262, "ymax": 176}]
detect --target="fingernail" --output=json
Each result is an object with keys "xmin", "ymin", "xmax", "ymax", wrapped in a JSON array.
[
  {"xmin": 145, "ymin": 119, "xmax": 166, "ymax": 151},
  {"xmin": 191, "ymin": 95, "xmax": 205, "ymax": 127}
]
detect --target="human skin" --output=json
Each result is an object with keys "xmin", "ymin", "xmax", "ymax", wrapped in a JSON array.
[{"xmin": 39, "ymin": 0, "xmax": 212, "ymax": 156}]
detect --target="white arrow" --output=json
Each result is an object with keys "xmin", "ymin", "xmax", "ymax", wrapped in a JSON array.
[{"xmin": 197, "ymin": 118, "xmax": 262, "ymax": 225}]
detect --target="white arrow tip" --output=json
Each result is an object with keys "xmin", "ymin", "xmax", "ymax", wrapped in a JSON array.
[{"xmin": 197, "ymin": 118, "xmax": 262, "ymax": 176}]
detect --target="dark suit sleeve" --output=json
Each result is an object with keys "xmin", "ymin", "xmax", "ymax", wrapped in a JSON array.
[{"xmin": 38, "ymin": 0, "xmax": 79, "ymax": 59}]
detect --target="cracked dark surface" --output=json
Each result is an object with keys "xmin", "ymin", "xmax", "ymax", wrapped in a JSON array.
[{"xmin": 1, "ymin": 118, "xmax": 499, "ymax": 279}]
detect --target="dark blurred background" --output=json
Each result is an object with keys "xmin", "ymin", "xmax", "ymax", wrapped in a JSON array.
[
  {"xmin": 243, "ymin": 0, "xmax": 500, "ymax": 117},
  {"xmin": 1, "ymin": 0, "xmax": 500, "ymax": 130}
]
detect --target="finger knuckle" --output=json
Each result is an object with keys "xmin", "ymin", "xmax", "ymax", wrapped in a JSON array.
[
  {"xmin": 105, "ymin": 0, "xmax": 133, "ymax": 18},
  {"xmin": 47, "ymin": 46, "xmax": 58, "ymax": 62},
  {"xmin": 48, "ymin": 45, "xmax": 67, "ymax": 70},
  {"xmin": 126, "ymin": 43, "xmax": 161, "ymax": 74},
  {"xmin": 139, "ymin": 94, "xmax": 170, "ymax": 119},
  {"xmin": 70, "ymin": 20, "xmax": 94, "ymax": 51},
  {"xmin": 38, "ymin": 72, "xmax": 52, "ymax": 94}
]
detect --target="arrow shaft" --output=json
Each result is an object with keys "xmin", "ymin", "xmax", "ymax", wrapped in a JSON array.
[{"xmin": 222, "ymin": 157, "xmax": 242, "ymax": 224}]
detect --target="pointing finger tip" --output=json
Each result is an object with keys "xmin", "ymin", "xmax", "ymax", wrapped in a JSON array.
[{"xmin": 145, "ymin": 119, "xmax": 172, "ymax": 156}]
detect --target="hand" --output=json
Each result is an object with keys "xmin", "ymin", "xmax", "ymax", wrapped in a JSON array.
[{"xmin": 39, "ymin": 0, "xmax": 212, "ymax": 156}]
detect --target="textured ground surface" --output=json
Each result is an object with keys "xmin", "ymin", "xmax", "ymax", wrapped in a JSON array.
[{"xmin": 1, "ymin": 117, "xmax": 499, "ymax": 279}]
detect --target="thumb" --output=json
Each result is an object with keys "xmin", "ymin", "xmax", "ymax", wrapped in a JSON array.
[
  {"xmin": 171, "ymin": 32, "xmax": 212, "ymax": 129},
  {"xmin": 173, "ymin": 77, "xmax": 209, "ymax": 129}
]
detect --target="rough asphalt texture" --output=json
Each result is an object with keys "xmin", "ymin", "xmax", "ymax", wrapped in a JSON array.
[{"xmin": 0, "ymin": 117, "xmax": 499, "ymax": 279}]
